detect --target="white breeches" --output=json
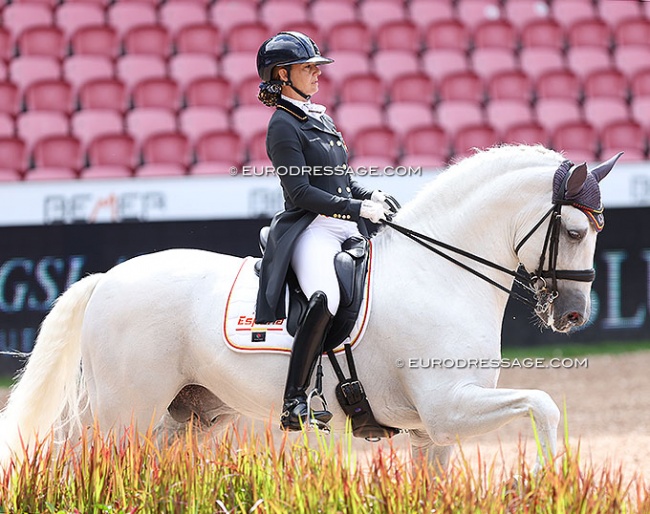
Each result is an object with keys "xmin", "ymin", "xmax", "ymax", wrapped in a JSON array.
[{"xmin": 291, "ymin": 215, "xmax": 361, "ymax": 316}]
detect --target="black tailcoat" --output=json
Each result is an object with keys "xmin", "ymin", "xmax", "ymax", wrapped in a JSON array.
[{"xmin": 254, "ymin": 98, "xmax": 373, "ymax": 323}]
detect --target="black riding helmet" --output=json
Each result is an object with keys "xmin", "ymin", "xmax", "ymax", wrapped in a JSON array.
[{"xmin": 256, "ymin": 31, "xmax": 333, "ymax": 104}]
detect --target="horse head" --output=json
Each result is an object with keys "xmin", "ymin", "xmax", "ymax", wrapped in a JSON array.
[{"xmin": 517, "ymin": 152, "xmax": 623, "ymax": 333}]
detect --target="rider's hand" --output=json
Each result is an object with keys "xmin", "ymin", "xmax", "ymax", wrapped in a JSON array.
[
  {"xmin": 371, "ymin": 190, "xmax": 401, "ymax": 215},
  {"xmin": 360, "ymin": 200, "xmax": 390, "ymax": 224}
]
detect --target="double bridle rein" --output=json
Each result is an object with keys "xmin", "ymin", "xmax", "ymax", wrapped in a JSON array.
[{"xmin": 383, "ymin": 161, "xmax": 597, "ymax": 314}]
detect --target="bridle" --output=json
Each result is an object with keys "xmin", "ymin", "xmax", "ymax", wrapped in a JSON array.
[{"xmin": 383, "ymin": 160, "xmax": 598, "ymax": 314}]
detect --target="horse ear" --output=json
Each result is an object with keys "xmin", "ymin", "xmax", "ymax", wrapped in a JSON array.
[
  {"xmin": 566, "ymin": 162, "xmax": 588, "ymax": 198},
  {"xmin": 590, "ymin": 151, "xmax": 624, "ymax": 182}
]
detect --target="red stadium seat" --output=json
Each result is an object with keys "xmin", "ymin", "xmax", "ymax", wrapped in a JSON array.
[
  {"xmin": 631, "ymin": 68, "xmax": 650, "ymax": 99},
  {"xmin": 325, "ymin": 21, "xmax": 372, "ymax": 53},
  {"xmin": 193, "ymin": 129, "xmax": 244, "ymax": 169},
  {"xmin": 123, "ymin": 25, "xmax": 171, "ymax": 57},
  {"xmin": 583, "ymin": 68, "xmax": 629, "ymax": 101},
  {"xmin": 78, "ymin": 78, "xmax": 128, "ymax": 112},
  {"xmin": 550, "ymin": 0, "xmax": 596, "ymax": 30},
  {"xmin": 17, "ymin": 26, "xmax": 65, "ymax": 59},
  {"xmin": 158, "ymin": 0, "xmax": 208, "ymax": 37},
  {"xmin": 116, "ymin": 55, "xmax": 167, "ymax": 92},
  {"xmin": 600, "ymin": 120, "xmax": 647, "ymax": 162},
  {"xmin": 334, "ymin": 103, "xmax": 383, "ymax": 140},
  {"xmin": 236, "ymin": 74, "xmax": 265, "ymax": 106},
  {"xmin": 503, "ymin": 121, "xmax": 548, "ymax": 146},
  {"xmin": 535, "ymin": 98, "xmax": 582, "ymax": 132},
  {"xmin": 631, "ymin": 97, "xmax": 650, "ymax": 131},
  {"xmin": 535, "ymin": 69, "xmax": 581, "ymax": 101},
  {"xmin": 9, "ymin": 56, "xmax": 60, "ymax": 91},
  {"xmin": 614, "ymin": 47, "xmax": 650, "ymax": 78},
  {"xmin": 260, "ymin": 0, "xmax": 308, "ymax": 32},
  {"xmin": 227, "ymin": 22, "xmax": 271, "ymax": 53},
  {"xmin": 598, "ymin": 2, "xmax": 642, "ymax": 30},
  {"xmin": 246, "ymin": 129, "xmax": 267, "ymax": 162},
  {"xmin": 135, "ymin": 163, "xmax": 186, "ymax": 177},
  {"xmin": 0, "ymin": 27, "xmax": 12, "ymax": 63},
  {"xmin": 352, "ymin": 126, "xmax": 399, "ymax": 161},
  {"xmin": 178, "ymin": 106, "xmax": 229, "ymax": 143},
  {"xmin": 358, "ymin": 0, "xmax": 405, "ymax": 31},
  {"xmin": 0, "ymin": 82, "xmax": 20, "ymax": 116},
  {"xmin": 503, "ymin": 0, "xmax": 550, "ymax": 31},
  {"xmin": 71, "ymin": 109, "xmax": 124, "ymax": 149},
  {"xmin": 421, "ymin": 49, "xmax": 467, "ymax": 82},
  {"xmin": 388, "ymin": 72, "xmax": 435, "ymax": 104},
  {"xmin": 487, "ymin": 70, "xmax": 533, "ymax": 102},
  {"xmin": 452, "ymin": 123, "xmax": 499, "ymax": 159},
  {"xmin": 32, "ymin": 134, "xmax": 83, "ymax": 172},
  {"xmin": 470, "ymin": 48, "xmax": 517, "ymax": 81},
  {"xmin": 375, "ymin": 20, "xmax": 420, "ymax": 52},
  {"xmin": 126, "ymin": 107, "xmax": 177, "ymax": 146},
  {"xmin": 566, "ymin": 18, "xmax": 611, "ymax": 50},
  {"xmin": 339, "ymin": 73, "xmax": 384, "ymax": 104},
  {"xmin": 63, "ymin": 55, "xmax": 114, "ymax": 92},
  {"xmin": 87, "ymin": 133, "xmax": 137, "ymax": 170},
  {"xmin": 472, "ymin": 19, "xmax": 517, "ymax": 50},
  {"xmin": 436, "ymin": 100, "xmax": 484, "ymax": 136},
  {"xmin": 209, "ymin": 1, "xmax": 258, "ymax": 34},
  {"xmin": 131, "ymin": 77, "xmax": 181, "ymax": 110},
  {"xmin": 314, "ymin": 73, "xmax": 335, "ymax": 107},
  {"xmin": 308, "ymin": 0, "xmax": 357, "ymax": 33},
  {"xmin": 230, "ymin": 104, "xmax": 273, "ymax": 143},
  {"xmin": 24, "ymin": 167, "xmax": 78, "ymax": 181},
  {"xmin": 519, "ymin": 47, "xmax": 565, "ymax": 81},
  {"xmin": 2, "ymin": 3, "xmax": 52, "ymax": 40},
  {"xmin": 70, "ymin": 25, "xmax": 119, "ymax": 58},
  {"xmin": 169, "ymin": 54, "xmax": 220, "ymax": 90},
  {"xmin": 0, "ymin": 62, "xmax": 6, "ymax": 82},
  {"xmin": 407, "ymin": 0, "xmax": 454, "ymax": 30},
  {"xmin": 107, "ymin": 2, "xmax": 157, "ymax": 38},
  {"xmin": 0, "ymin": 137, "xmax": 28, "ymax": 177},
  {"xmin": 174, "ymin": 23, "xmax": 222, "ymax": 55},
  {"xmin": 80, "ymin": 165, "xmax": 133, "ymax": 179},
  {"xmin": 485, "ymin": 99, "xmax": 534, "ymax": 136},
  {"xmin": 24, "ymin": 79, "xmax": 74, "ymax": 113},
  {"xmin": 372, "ymin": 50, "xmax": 420, "ymax": 85},
  {"xmin": 456, "ymin": 0, "xmax": 502, "ymax": 30},
  {"xmin": 16, "ymin": 111, "xmax": 69, "ymax": 151},
  {"xmin": 613, "ymin": 19, "xmax": 650, "ymax": 47},
  {"xmin": 385, "ymin": 102, "xmax": 436, "ymax": 137},
  {"xmin": 423, "ymin": 19, "xmax": 470, "ymax": 51},
  {"xmin": 438, "ymin": 70, "xmax": 483, "ymax": 102},
  {"xmin": 184, "ymin": 76, "xmax": 233, "ymax": 109},
  {"xmin": 319, "ymin": 51, "xmax": 371, "ymax": 85},
  {"xmin": 567, "ymin": 47, "xmax": 612, "ymax": 79},
  {"xmin": 583, "ymin": 98, "xmax": 630, "ymax": 132},
  {"xmin": 142, "ymin": 132, "xmax": 191, "ymax": 168},
  {"xmin": 519, "ymin": 18, "xmax": 564, "ymax": 50},
  {"xmin": 551, "ymin": 121, "xmax": 598, "ymax": 162},
  {"xmin": 55, "ymin": 3, "xmax": 105, "ymax": 40},
  {"xmin": 0, "ymin": 113, "xmax": 14, "ymax": 137}
]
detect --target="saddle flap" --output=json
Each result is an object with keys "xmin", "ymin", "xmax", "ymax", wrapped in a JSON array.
[{"xmin": 334, "ymin": 236, "xmax": 368, "ymax": 307}]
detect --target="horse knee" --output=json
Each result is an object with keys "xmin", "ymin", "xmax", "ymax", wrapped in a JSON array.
[{"xmin": 528, "ymin": 390, "xmax": 560, "ymax": 429}]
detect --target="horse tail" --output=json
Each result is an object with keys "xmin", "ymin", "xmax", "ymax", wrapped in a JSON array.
[{"xmin": 0, "ymin": 273, "xmax": 104, "ymax": 465}]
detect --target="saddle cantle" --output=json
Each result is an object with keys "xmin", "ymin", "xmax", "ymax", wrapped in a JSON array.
[{"xmin": 255, "ymin": 228, "xmax": 369, "ymax": 353}]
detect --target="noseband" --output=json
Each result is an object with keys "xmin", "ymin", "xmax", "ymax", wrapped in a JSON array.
[{"xmin": 384, "ymin": 160, "xmax": 598, "ymax": 312}]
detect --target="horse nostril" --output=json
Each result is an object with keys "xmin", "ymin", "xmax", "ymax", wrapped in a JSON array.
[{"xmin": 566, "ymin": 311, "xmax": 583, "ymax": 325}]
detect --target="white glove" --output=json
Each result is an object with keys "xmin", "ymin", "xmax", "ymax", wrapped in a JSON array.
[
  {"xmin": 360, "ymin": 199, "xmax": 388, "ymax": 224},
  {"xmin": 371, "ymin": 190, "xmax": 401, "ymax": 214}
]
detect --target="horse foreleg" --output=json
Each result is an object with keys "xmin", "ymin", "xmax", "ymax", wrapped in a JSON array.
[
  {"xmin": 409, "ymin": 428, "xmax": 453, "ymax": 476},
  {"xmin": 425, "ymin": 385, "xmax": 560, "ymax": 472}
]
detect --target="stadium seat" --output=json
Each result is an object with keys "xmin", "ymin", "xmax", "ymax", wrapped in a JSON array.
[
  {"xmin": 600, "ymin": 120, "xmax": 647, "ymax": 162},
  {"xmin": 246, "ymin": 129, "xmax": 268, "ymax": 162},
  {"xmin": 313, "ymin": 73, "xmax": 335, "ymax": 107},
  {"xmin": 216, "ymin": 52, "xmax": 254, "ymax": 85},
  {"xmin": 613, "ymin": 18, "xmax": 650, "ymax": 47},
  {"xmin": 2, "ymin": 3, "xmax": 52, "ymax": 40},
  {"xmin": 487, "ymin": 70, "xmax": 533, "ymax": 102},
  {"xmin": 178, "ymin": 106, "xmax": 229, "ymax": 143},
  {"xmin": 184, "ymin": 76, "xmax": 233, "ymax": 109},
  {"xmin": 551, "ymin": 121, "xmax": 598, "ymax": 162},
  {"xmin": 24, "ymin": 167, "xmax": 78, "ymax": 181},
  {"xmin": 358, "ymin": 0, "xmax": 406, "ymax": 31},
  {"xmin": 472, "ymin": 19, "xmax": 517, "ymax": 50},
  {"xmin": 452, "ymin": 123, "xmax": 499, "ymax": 159},
  {"xmin": 142, "ymin": 132, "xmax": 191, "ymax": 168},
  {"xmin": 518, "ymin": 47, "xmax": 565, "ymax": 81},
  {"xmin": 502, "ymin": 0, "xmax": 550, "ymax": 31},
  {"xmin": 535, "ymin": 69, "xmax": 581, "ymax": 101},
  {"xmin": 352, "ymin": 126, "xmax": 399, "ymax": 161},
  {"xmin": 132, "ymin": 77, "xmax": 180, "ymax": 111},
  {"xmin": 123, "ymin": 25, "xmax": 171, "ymax": 57},
  {"xmin": 423, "ymin": 19, "xmax": 470, "ymax": 51},
  {"xmin": 193, "ymin": 129, "xmax": 244, "ymax": 169},
  {"xmin": 135, "ymin": 163, "xmax": 187, "ymax": 178},
  {"xmin": 0, "ymin": 62, "xmax": 6, "ymax": 82},
  {"xmin": 0, "ymin": 137, "xmax": 28, "ymax": 178},
  {"xmin": 325, "ymin": 21, "xmax": 372, "ymax": 53},
  {"xmin": 9, "ymin": 56, "xmax": 61, "ymax": 91},
  {"xmin": 631, "ymin": 68, "xmax": 650, "ymax": 100},
  {"xmin": 339, "ymin": 73, "xmax": 384, "ymax": 104},
  {"xmin": 63, "ymin": 55, "xmax": 114, "ymax": 92},
  {"xmin": 438, "ymin": 70, "xmax": 484, "ymax": 102},
  {"xmin": 519, "ymin": 18, "xmax": 564, "ymax": 51},
  {"xmin": 24, "ymin": 79, "xmax": 74, "ymax": 114},
  {"xmin": 55, "ymin": 3, "xmax": 105, "ymax": 40},
  {"xmin": 209, "ymin": 1, "xmax": 258, "ymax": 34},
  {"xmin": 407, "ymin": 0, "xmax": 454, "ymax": 30},
  {"xmin": 421, "ymin": 49, "xmax": 468, "ymax": 82},
  {"xmin": 436, "ymin": 100, "xmax": 484, "ymax": 137},
  {"xmin": 32, "ymin": 134, "xmax": 83, "ymax": 172},
  {"xmin": 236, "ymin": 74, "xmax": 265, "ymax": 106},
  {"xmin": 583, "ymin": 98, "xmax": 630, "ymax": 132},
  {"xmin": 372, "ymin": 50, "xmax": 420, "ymax": 85},
  {"xmin": 566, "ymin": 47, "xmax": 612, "ymax": 79},
  {"xmin": 126, "ymin": 107, "xmax": 177, "ymax": 146},
  {"xmin": 485, "ymin": 99, "xmax": 534, "ymax": 136},
  {"xmin": 231, "ymin": 104, "xmax": 273, "ymax": 143},
  {"xmin": 260, "ymin": 0, "xmax": 309, "ymax": 32},
  {"xmin": 502, "ymin": 121, "xmax": 548, "ymax": 146},
  {"xmin": 583, "ymin": 68, "xmax": 629, "ymax": 101},
  {"xmin": 116, "ymin": 55, "xmax": 167, "ymax": 92},
  {"xmin": 308, "ymin": 0, "xmax": 357, "ymax": 33},
  {"xmin": 613, "ymin": 47, "xmax": 650, "ymax": 78},
  {"xmin": 17, "ymin": 26, "xmax": 65, "ymax": 59},
  {"xmin": 385, "ymin": 102, "xmax": 435, "ymax": 137},
  {"xmin": 0, "ymin": 27, "xmax": 11, "ymax": 63},
  {"xmin": 107, "ymin": 2, "xmax": 157, "ymax": 38},
  {"xmin": 0, "ymin": 113, "xmax": 14, "ymax": 137},
  {"xmin": 70, "ymin": 25, "xmax": 119, "ymax": 58},
  {"xmin": 375, "ymin": 20, "xmax": 421, "ymax": 52},
  {"xmin": 469, "ymin": 48, "xmax": 517, "ymax": 81},
  {"xmin": 78, "ymin": 78, "xmax": 128, "ymax": 112},
  {"xmin": 0, "ymin": 82, "xmax": 20, "ymax": 116},
  {"xmin": 16, "ymin": 111, "xmax": 69, "ymax": 151},
  {"xmin": 87, "ymin": 133, "xmax": 137, "ymax": 170},
  {"xmin": 226, "ymin": 22, "xmax": 271, "ymax": 53},
  {"xmin": 80, "ymin": 165, "xmax": 133, "ymax": 180},
  {"xmin": 388, "ymin": 72, "xmax": 435, "ymax": 104},
  {"xmin": 174, "ymin": 24, "xmax": 222, "ymax": 55},
  {"xmin": 158, "ymin": 0, "xmax": 208, "ymax": 37},
  {"xmin": 566, "ymin": 18, "xmax": 612, "ymax": 50},
  {"xmin": 598, "ymin": 1, "xmax": 643, "ymax": 29},
  {"xmin": 550, "ymin": 0, "xmax": 596, "ymax": 30},
  {"xmin": 71, "ymin": 109, "xmax": 124, "ymax": 149},
  {"xmin": 534, "ymin": 98, "xmax": 583, "ymax": 132},
  {"xmin": 334, "ymin": 103, "xmax": 384, "ymax": 140},
  {"xmin": 320, "ymin": 51, "xmax": 371, "ymax": 85},
  {"xmin": 631, "ymin": 97, "xmax": 650, "ymax": 131},
  {"xmin": 456, "ymin": 0, "xmax": 502, "ymax": 30}
]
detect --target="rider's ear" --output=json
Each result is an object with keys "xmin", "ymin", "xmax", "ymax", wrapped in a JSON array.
[{"xmin": 566, "ymin": 162, "xmax": 587, "ymax": 198}]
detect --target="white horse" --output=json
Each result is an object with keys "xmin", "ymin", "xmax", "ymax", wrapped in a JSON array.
[{"xmin": 0, "ymin": 145, "xmax": 619, "ymax": 471}]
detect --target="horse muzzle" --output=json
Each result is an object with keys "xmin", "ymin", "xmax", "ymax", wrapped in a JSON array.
[{"xmin": 549, "ymin": 288, "xmax": 590, "ymax": 333}]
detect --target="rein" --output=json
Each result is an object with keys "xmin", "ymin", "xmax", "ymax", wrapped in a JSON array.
[{"xmin": 383, "ymin": 161, "xmax": 598, "ymax": 313}]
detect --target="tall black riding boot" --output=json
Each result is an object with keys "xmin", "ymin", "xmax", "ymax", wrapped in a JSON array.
[{"xmin": 280, "ymin": 290, "xmax": 334, "ymax": 431}]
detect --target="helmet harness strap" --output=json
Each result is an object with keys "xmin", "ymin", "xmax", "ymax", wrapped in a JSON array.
[{"xmin": 282, "ymin": 66, "xmax": 312, "ymax": 101}]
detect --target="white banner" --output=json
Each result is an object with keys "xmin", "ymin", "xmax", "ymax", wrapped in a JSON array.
[{"xmin": 0, "ymin": 161, "xmax": 647, "ymax": 227}]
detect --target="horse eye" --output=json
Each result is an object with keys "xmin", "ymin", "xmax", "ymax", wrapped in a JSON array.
[{"xmin": 567, "ymin": 229, "xmax": 583, "ymax": 240}]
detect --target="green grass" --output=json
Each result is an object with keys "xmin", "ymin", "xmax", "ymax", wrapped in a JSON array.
[{"xmin": 503, "ymin": 339, "xmax": 650, "ymax": 359}]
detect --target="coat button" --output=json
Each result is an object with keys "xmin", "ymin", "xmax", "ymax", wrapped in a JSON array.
[
  {"xmin": 329, "ymin": 140, "xmax": 334, "ymax": 146},
  {"xmin": 337, "ymin": 187, "xmax": 342, "ymax": 193},
  {"xmin": 336, "ymin": 141, "xmax": 342, "ymax": 146},
  {"xmin": 346, "ymin": 186, "xmax": 351, "ymax": 192}
]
